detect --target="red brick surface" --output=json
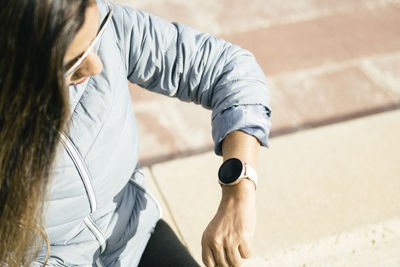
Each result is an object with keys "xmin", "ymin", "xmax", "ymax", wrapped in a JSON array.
[
  {"xmin": 130, "ymin": 84, "xmax": 213, "ymax": 166},
  {"xmin": 119, "ymin": 0, "xmax": 391, "ymax": 35},
  {"xmin": 129, "ymin": 83, "xmax": 165, "ymax": 103},
  {"xmin": 267, "ymin": 80, "xmax": 306, "ymax": 133},
  {"xmin": 273, "ymin": 67, "xmax": 397, "ymax": 125},
  {"xmin": 362, "ymin": 52, "xmax": 400, "ymax": 100},
  {"xmin": 222, "ymin": 8, "xmax": 400, "ymax": 75}
]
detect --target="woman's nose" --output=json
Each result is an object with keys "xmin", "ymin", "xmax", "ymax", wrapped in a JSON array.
[{"xmin": 76, "ymin": 51, "xmax": 103, "ymax": 77}]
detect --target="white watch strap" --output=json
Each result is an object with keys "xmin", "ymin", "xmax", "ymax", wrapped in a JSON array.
[{"xmin": 243, "ymin": 162, "xmax": 258, "ymax": 190}]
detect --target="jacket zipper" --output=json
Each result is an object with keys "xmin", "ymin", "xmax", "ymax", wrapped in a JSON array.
[
  {"xmin": 59, "ymin": 132, "xmax": 107, "ymax": 253},
  {"xmin": 84, "ymin": 216, "xmax": 107, "ymax": 253},
  {"xmin": 59, "ymin": 133, "xmax": 97, "ymax": 213}
]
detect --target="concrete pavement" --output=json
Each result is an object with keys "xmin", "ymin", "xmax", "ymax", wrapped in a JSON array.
[
  {"xmin": 110, "ymin": 0, "xmax": 400, "ymax": 265},
  {"xmin": 146, "ymin": 110, "xmax": 400, "ymax": 266}
]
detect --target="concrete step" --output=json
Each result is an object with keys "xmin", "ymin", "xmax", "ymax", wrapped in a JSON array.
[{"xmin": 145, "ymin": 109, "xmax": 400, "ymax": 266}]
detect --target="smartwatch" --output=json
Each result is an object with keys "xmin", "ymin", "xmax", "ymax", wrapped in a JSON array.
[{"xmin": 218, "ymin": 158, "xmax": 258, "ymax": 189}]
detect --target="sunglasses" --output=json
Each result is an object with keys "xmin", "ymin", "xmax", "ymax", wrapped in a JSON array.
[{"xmin": 64, "ymin": 2, "xmax": 113, "ymax": 78}]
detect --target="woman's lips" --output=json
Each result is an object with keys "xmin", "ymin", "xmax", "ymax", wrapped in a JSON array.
[{"xmin": 73, "ymin": 77, "xmax": 87, "ymax": 85}]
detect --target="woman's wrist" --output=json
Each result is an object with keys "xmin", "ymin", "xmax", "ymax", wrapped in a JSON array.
[{"xmin": 221, "ymin": 179, "xmax": 256, "ymax": 201}]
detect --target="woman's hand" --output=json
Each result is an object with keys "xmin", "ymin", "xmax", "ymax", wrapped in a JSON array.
[{"xmin": 201, "ymin": 179, "xmax": 256, "ymax": 267}]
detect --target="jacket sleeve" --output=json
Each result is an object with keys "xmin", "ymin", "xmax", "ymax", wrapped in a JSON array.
[{"xmin": 112, "ymin": 3, "xmax": 272, "ymax": 155}]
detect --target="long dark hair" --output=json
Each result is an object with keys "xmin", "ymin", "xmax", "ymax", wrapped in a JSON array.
[{"xmin": 0, "ymin": 0, "xmax": 88, "ymax": 265}]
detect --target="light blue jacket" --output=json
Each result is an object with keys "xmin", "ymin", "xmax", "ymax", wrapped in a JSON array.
[{"xmin": 33, "ymin": 0, "xmax": 271, "ymax": 266}]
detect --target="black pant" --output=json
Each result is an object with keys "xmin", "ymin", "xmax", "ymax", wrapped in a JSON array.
[{"xmin": 138, "ymin": 219, "xmax": 201, "ymax": 267}]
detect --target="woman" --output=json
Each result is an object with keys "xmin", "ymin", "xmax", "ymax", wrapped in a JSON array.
[{"xmin": 0, "ymin": 0, "xmax": 271, "ymax": 266}]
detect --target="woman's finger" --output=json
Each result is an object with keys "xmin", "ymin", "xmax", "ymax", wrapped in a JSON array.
[
  {"xmin": 225, "ymin": 245, "xmax": 242, "ymax": 267},
  {"xmin": 202, "ymin": 245, "xmax": 216, "ymax": 267},
  {"xmin": 211, "ymin": 241, "xmax": 230, "ymax": 267},
  {"xmin": 238, "ymin": 235, "xmax": 253, "ymax": 259}
]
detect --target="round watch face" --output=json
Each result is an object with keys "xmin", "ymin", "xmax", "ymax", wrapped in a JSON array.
[{"xmin": 218, "ymin": 158, "xmax": 243, "ymax": 184}]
